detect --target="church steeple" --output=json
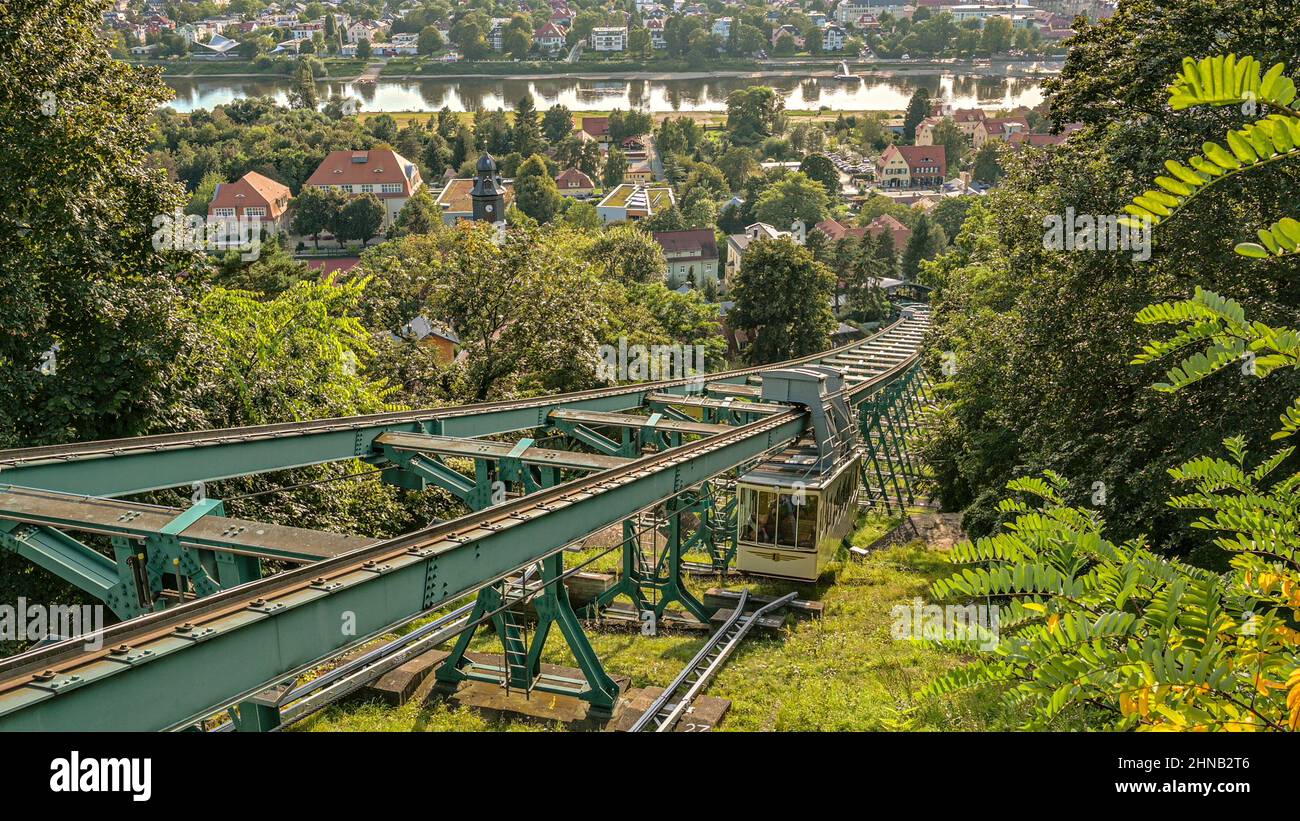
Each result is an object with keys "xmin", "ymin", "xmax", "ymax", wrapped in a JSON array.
[{"xmin": 470, "ymin": 153, "xmax": 506, "ymax": 223}]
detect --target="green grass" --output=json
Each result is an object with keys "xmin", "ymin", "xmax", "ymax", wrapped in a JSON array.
[{"xmin": 297, "ymin": 513, "xmax": 1010, "ymax": 732}]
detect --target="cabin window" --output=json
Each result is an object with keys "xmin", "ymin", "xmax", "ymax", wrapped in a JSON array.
[{"xmin": 794, "ymin": 493, "xmax": 819, "ymax": 550}]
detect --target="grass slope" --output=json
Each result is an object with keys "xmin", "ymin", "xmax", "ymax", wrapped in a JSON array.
[{"xmin": 298, "ymin": 513, "xmax": 1010, "ymax": 732}]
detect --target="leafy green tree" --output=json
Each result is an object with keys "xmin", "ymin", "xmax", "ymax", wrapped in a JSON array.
[
  {"xmin": 292, "ymin": 186, "xmax": 345, "ymax": 248},
  {"xmin": 728, "ymin": 238, "xmax": 835, "ymax": 362},
  {"xmin": 900, "ymin": 212, "xmax": 943, "ymax": 279},
  {"xmin": 394, "ymin": 188, "xmax": 443, "ymax": 236},
  {"xmin": 970, "ymin": 140, "xmax": 1004, "ymax": 184},
  {"xmin": 356, "ymin": 37, "xmax": 372, "ymax": 59},
  {"xmin": 542, "ymin": 104, "xmax": 573, "ymax": 144},
  {"xmin": 589, "ymin": 225, "xmax": 667, "ymax": 284},
  {"xmin": 602, "ymin": 147, "xmax": 628, "ymax": 188},
  {"xmin": 725, "ymin": 86, "xmax": 786, "ymax": 145},
  {"xmin": 561, "ymin": 200, "xmax": 602, "ymax": 231},
  {"xmin": 754, "ymin": 171, "xmax": 830, "ymax": 229},
  {"xmin": 930, "ymin": 117, "xmax": 968, "ymax": 169},
  {"xmin": 797, "ymin": 153, "xmax": 840, "ymax": 196},
  {"xmin": 903, "ymin": 87, "xmax": 931, "ymax": 145},
  {"xmin": 335, "ymin": 193, "xmax": 385, "ymax": 247},
  {"xmin": 514, "ymin": 154, "xmax": 563, "ymax": 223},
  {"xmin": 512, "ymin": 95, "xmax": 543, "ymax": 157},
  {"xmin": 418, "ymin": 25, "xmax": 444, "ymax": 55},
  {"xmin": 1, "ymin": 0, "xmax": 192, "ymax": 447},
  {"xmin": 718, "ymin": 146, "xmax": 759, "ymax": 191},
  {"xmin": 289, "ymin": 58, "xmax": 318, "ymax": 109}
]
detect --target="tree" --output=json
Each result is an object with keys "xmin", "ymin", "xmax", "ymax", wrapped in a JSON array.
[
  {"xmin": 970, "ymin": 140, "xmax": 1004, "ymax": 184},
  {"xmin": 930, "ymin": 117, "xmax": 968, "ymax": 169},
  {"xmin": 754, "ymin": 171, "xmax": 830, "ymax": 230},
  {"xmin": 628, "ymin": 27, "xmax": 651, "ymax": 58},
  {"xmin": 542, "ymin": 104, "xmax": 573, "ymax": 144},
  {"xmin": 589, "ymin": 225, "xmax": 667, "ymax": 284},
  {"xmin": 979, "ymin": 15, "xmax": 1013, "ymax": 55},
  {"xmin": 900, "ymin": 212, "xmax": 943, "ymax": 279},
  {"xmin": 356, "ymin": 37, "xmax": 372, "ymax": 59},
  {"xmin": 561, "ymin": 200, "xmax": 602, "ymax": 231},
  {"xmin": 903, "ymin": 86, "xmax": 931, "ymax": 144},
  {"xmin": 334, "ymin": 194, "xmax": 385, "ymax": 246},
  {"xmin": 0, "ymin": 0, "xmax": 192, "ymax": 448},
  {"xmin": 394, "ymin": 188, "xmax": 442, "ymax": 236},
  {"xmin": 929, "ymin": 195, "xmax": 973, "ymax": 242},
  {"xmin": 512, "ymin": 95, "xmax": 543, "ymax": 157},
  {"xmin": 417, "ymin": 25, "xmax": 444, "ymax": 55},
  {"xmin": 602, "ymin": 147, "xmax": 628, "ymax": 188},
  {"xmin": 505, "ymin": 14, "xmax": 532, "ymax": 60},
  {"xmin": 682, "ymin": 164, "xmax": 729, "ymax": 201},
  {"xmin": 292, "ymin": 186, "xmax": 344, "ymax": 248},
  {"xmin": 921, "ymin": 3, "xmax": 1300, "ymax": 550},
  {"xmin": 728, "ymin": 238, "xmax": 835, "ymax": 363},
  {"xmin": 288, "ymin": 58, "xmax": 318, "ymax": 110},
  {"xmin": 797, "ymin": 153, "xmax": 840, "ymax": 196},
  {"xmin": 718, "ymin": 146, "xmax": 759, "ymax": 191},
  {"xmin": 725, "ymin": 87, "xmax": 786, "ymax": 145},
  {"xmin": 513, "ymin": 154, "xmax": 563, "ymax": 223}
]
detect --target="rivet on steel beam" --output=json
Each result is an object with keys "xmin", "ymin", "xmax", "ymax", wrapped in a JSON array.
[
  {"xmin": 110, "ymin": 644, "xmax": 131, "ymax": 656},
  {"xmin": 34, "ymin": 670, "xmax": 56, "ymax": 681},
  {"xmin": 177, "ymin": 622, "xmax": 194, "ymax": 632}
]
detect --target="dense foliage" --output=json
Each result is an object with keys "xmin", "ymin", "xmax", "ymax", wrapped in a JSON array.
[{"xmin": 921, "ymin": 0, "xmax": 1300, "ymax": 555}]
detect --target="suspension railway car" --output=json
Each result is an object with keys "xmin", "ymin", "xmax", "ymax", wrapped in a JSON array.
[{"xmin": 734, "ymin": 442, "xmax": 861, "ymax": 581}]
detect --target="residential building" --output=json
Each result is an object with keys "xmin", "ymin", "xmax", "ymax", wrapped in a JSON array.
[
  {"xmin": 724, "ymin": 222, "xmax": 788, "ymax": 281},
  {"xmin": 875, "ymin": 144, "xmax": 947, "ymax": 190},
  {"xmin": 647, "ymin": 18, "xmax": 666, "ymax": 48},
  {"xmin": 973, "ymin": 116, "xmax": 1029, "ymax": 148},
  {"xmin": 626, "ymin": 163, "xmax": 655, "ymax": 184},
  {"xmin": 822, "ymin": 23, "xmax": 847, "ymax": 51},
  {"xmin": 596, "ymin": 184, "xmax": 675, "ymax": 224},
  {"xmin": 590, "ymin": 26, "xmax": 628, "ymax": 51},
  {"xmin": 579, "ymin": 115, "xmax": 611, "ymax": 143},
  {"xmin": 711, "ymin": 16, "xmax": 732, "ymax": 39},
  {"xmin": 304, "ymin": 149, "xmax": 423, "ymax": 228},
  {"xmin": 534, "ymin": 22, "xmax": 567, "ymax": 53},
  {"xmin": 207, "ymin": 171, "xmax": 293, "ymax": 232},
  {"xmin": 346, "ymin": 20, "xmax": 386, "ymax": 43},
  {"xmin": 555, "ymin": 167, "xmax": 596, "ymax": 198},
  {"xmin": 653, "ymin": 229, "xmax": 720, "ymax": 289}
]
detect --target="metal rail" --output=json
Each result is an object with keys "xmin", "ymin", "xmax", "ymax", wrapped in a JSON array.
[
  {"xmin": 0, "ymin": 313, "xmax": 927, "ymax": 496},
  {"xmin": 0, "ymin": 313, "xmax": 929, "ymax": 729},
  {"xmin": 629, "ymin": 591, "xmax": 798, "ymax": 732}
]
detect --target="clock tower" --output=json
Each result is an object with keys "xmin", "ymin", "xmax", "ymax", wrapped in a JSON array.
[{"xmin": 470, "ymin": 153, "xmax": 506, "ymax": 223}]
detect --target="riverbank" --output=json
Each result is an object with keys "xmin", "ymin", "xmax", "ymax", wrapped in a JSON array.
[{"xmin": 142, "ymin": 55, "xmax": 1062, "ymax": 82}]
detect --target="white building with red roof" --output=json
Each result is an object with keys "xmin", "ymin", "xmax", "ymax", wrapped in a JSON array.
[
  {"xmin": 304, "ymin": 149, "xmax": 423, "ymax": 228},
  {"xmin": 875, "ymin": 145, "xmax": 947, "ymax": 190}
]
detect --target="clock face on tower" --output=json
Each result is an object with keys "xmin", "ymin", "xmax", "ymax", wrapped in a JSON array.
[{"xmin": 485, "ymin": 204, "xmax": 494, "ymax": 213}]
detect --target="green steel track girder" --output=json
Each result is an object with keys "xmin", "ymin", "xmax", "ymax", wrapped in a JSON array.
[
  {"xmin": 0, "ymin": 522, "xmax": 144, "ymax": 620},
  {"xmin": 0, "ymin": 409, "xmax": 807, "ymax": 731}
]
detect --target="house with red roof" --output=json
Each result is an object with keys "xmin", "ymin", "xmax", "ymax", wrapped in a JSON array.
[
  {"xmin": 303, "ymin": 149, "xmax": 423, "ymax": 228},
  {"xmin": 579, "ymin": 115, "xmax": 611, "ymax": 143},
  {"xmin": 875, "ymin": 144, "xmax": 947, "ymax": 190},
  {"xmin": 973, "ymin": 116, "xmax": 1030, "ymax": 149},
  {"xmin": 555, "ymin": 167, "xmax": 595, "ymax": 198},
  {"xmin": 207, "ymin": 171, "xmax": 293, "ymax": 232},
  {"xmin": 653, "ymin": 228, "xmax": 719, "ymax": 289},
  {"xmin": 534, "ymin": 22, "xmax": 567, "ymax": 54}
]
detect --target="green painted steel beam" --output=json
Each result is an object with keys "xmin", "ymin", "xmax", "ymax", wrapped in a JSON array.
[
  {"xmin": 0, "ymin": 316, "xmax": 926, "ymax": 499},
  {"xmin": 0, "ymin": 410, "xmax": 807, "ymax": 731},
  {"xmin": 0, "ymin": 522, "xmax": 120, "ymax": 603}
]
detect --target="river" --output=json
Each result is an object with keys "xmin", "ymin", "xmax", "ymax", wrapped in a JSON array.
[{"xmin": 162, "ymin": 71, "xmax": 1049, "ymax": 114}]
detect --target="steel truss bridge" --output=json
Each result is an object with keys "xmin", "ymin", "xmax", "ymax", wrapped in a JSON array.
[{"xmin": 0, "ymin": 307, "xmax": 932, "ymax": 731}]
